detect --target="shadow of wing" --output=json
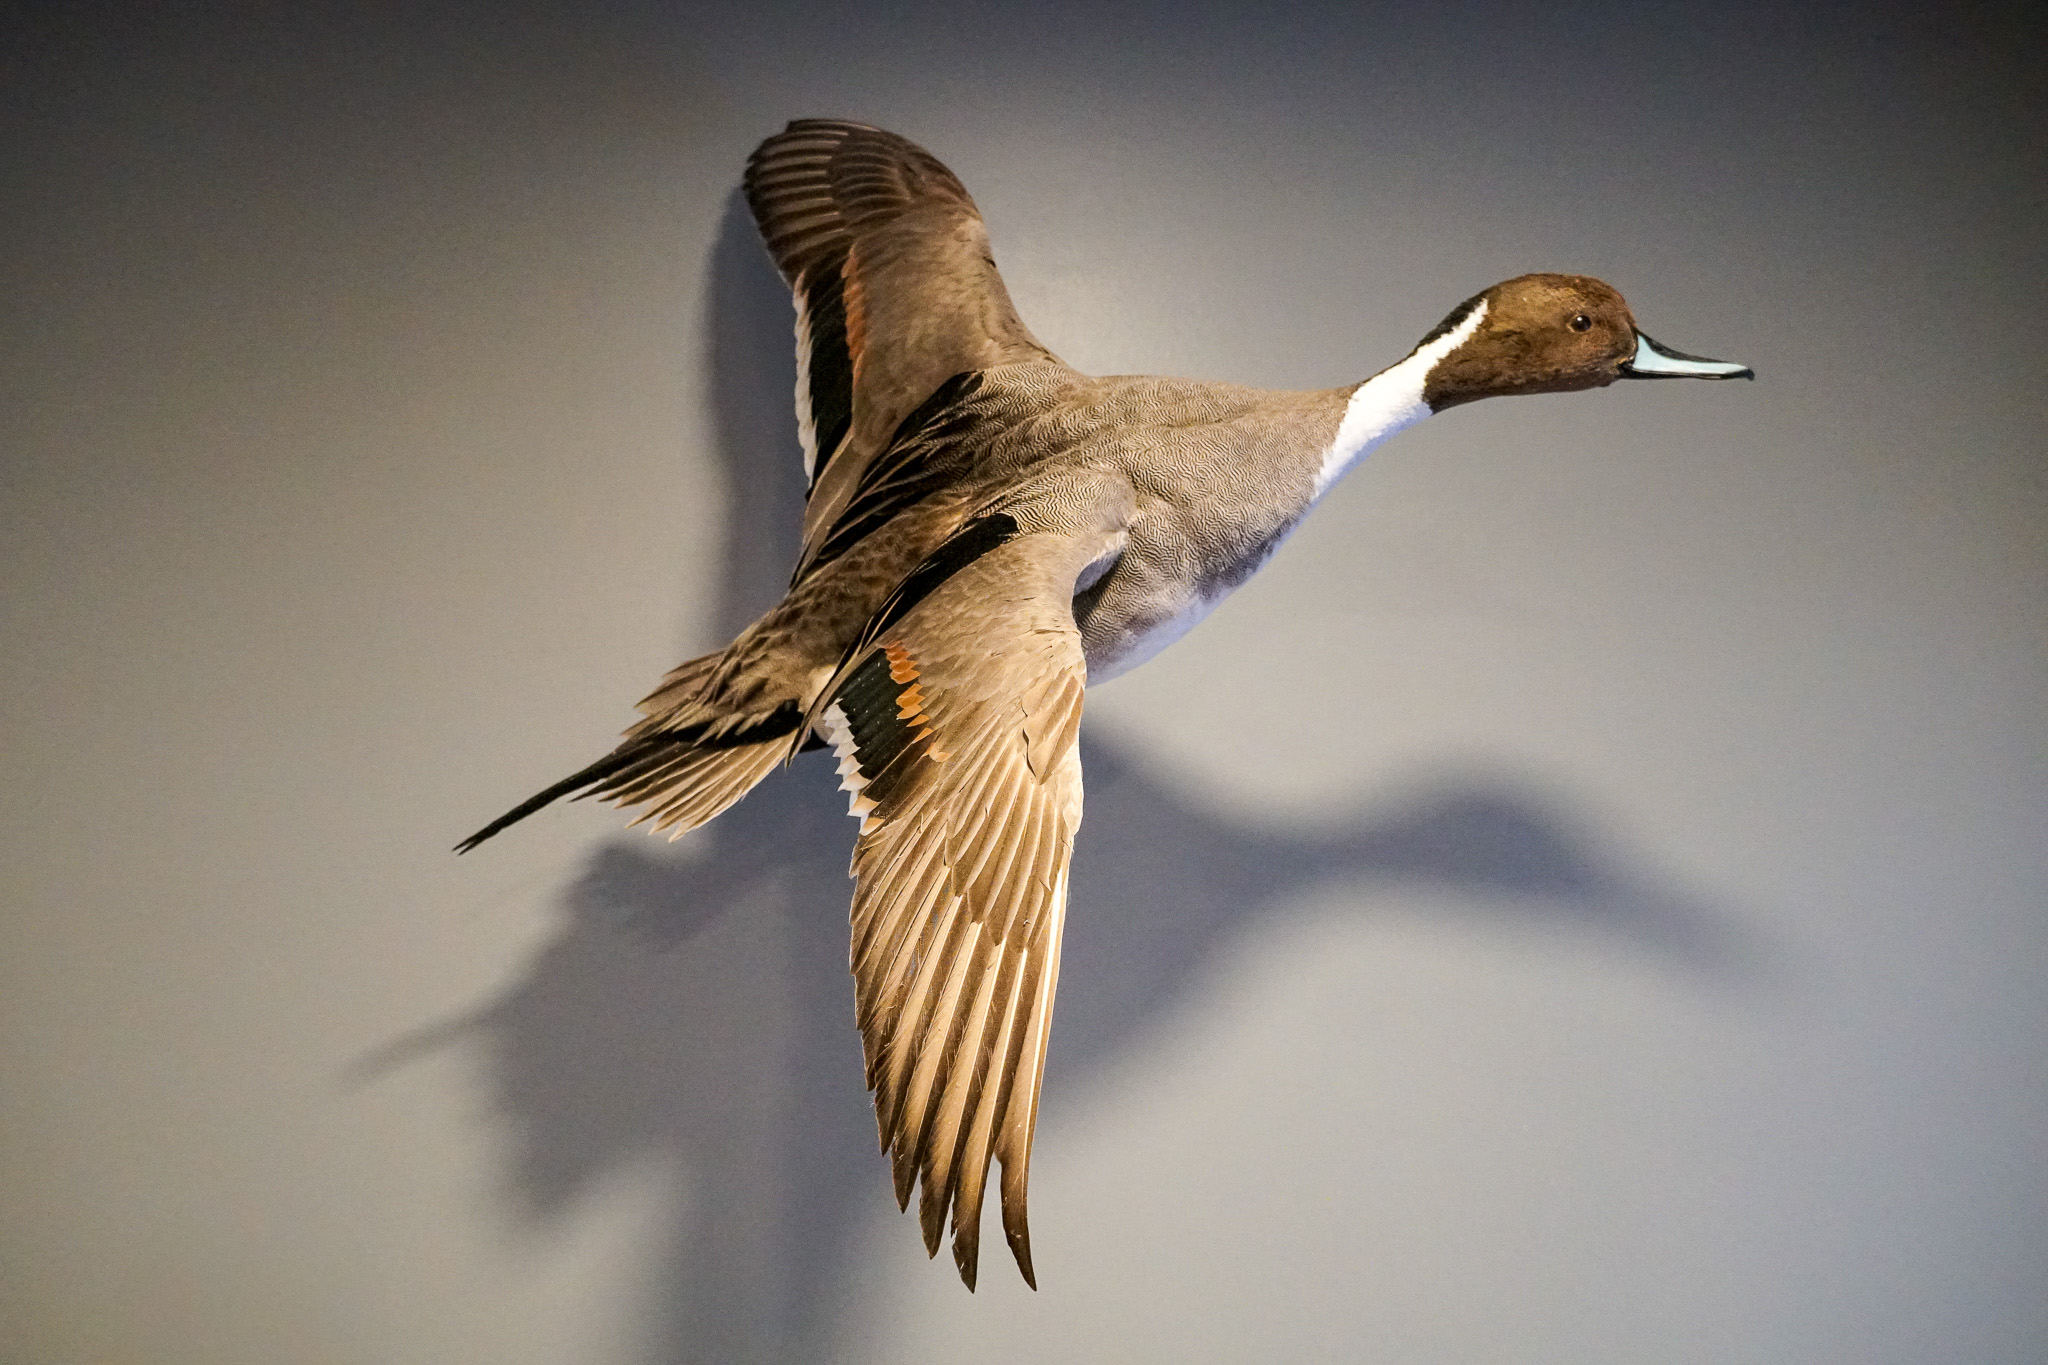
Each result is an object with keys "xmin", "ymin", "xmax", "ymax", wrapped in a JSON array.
[{"xmin": 415, "ymin": 728, "xmax": 1762, "ymax": 1355}]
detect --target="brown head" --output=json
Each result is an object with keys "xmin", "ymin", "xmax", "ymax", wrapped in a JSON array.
[{"xmin": 1418, "ymin": 273, "xmax": 1752, "ymax": 412}]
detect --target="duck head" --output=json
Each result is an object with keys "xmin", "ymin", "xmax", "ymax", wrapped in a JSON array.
[{"xmin": 1419, "ymin": 273, "xmax": 1752, "ymax": 412}]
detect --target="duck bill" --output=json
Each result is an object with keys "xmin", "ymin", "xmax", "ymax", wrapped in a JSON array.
[{"xmin": 1620, "ymin": 331, "xmax": 1754, "ymax": 380}]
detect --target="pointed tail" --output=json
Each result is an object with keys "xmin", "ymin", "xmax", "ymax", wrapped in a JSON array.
[{"xmin": 454, "ymin": 701, "xmax": 805, "ymax": 854}]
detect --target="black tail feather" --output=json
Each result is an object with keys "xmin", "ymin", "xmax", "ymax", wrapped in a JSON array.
[{"xmin": 454, "ymin": 736, "xmax": 687, "ymax": 854}]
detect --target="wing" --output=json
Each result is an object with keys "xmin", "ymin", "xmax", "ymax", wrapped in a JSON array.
[
  {"xmin": 743, "ymin": 120, "xmax": 1060, "ymax": 576},
  {"xmin": 816, "ymin": 519, "xmax": 1110, "ymax": 1290}
]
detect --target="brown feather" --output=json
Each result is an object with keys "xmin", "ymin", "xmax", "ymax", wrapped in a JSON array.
[{"xmin": 815, "ymin": 525, "xmax": 1119, "ymax": 1288}]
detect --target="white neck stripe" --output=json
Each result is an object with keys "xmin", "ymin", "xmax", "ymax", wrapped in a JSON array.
[{"xmin": 1313, "ymin": 299, "xmax": 1488, "ymax": 497}]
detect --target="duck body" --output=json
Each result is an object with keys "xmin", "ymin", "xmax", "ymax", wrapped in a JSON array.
[
  {"xmin": 683, "ymin": 364, "xmax": 1346, "ymax": 720},
  {"xmin": 863, "ymin": 363, "xmax": 1355, "ymax": 683},
  {"xmin": 458, "ymin": 119, "xmax": 1752, "ymax": 1290},
  {"xmin": 1054, "ymin": 375, "xmax": 1344, "ymax": 680}
]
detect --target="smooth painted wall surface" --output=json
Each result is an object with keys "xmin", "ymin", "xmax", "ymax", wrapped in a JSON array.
[{"xmin": 4, "ymin": 3, "xmax": 2043, "ymax": 1361}]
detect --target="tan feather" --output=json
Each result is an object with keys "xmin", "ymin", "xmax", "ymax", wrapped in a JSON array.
[{"xmin": 816, "ymin": 525, "xmax": 1119, "ymax": 1289}]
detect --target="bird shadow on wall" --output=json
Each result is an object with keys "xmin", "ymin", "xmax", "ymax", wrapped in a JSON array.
[{"xmin": 389, "ymin": 192, "xmax": 1768, "ymax": 1363}]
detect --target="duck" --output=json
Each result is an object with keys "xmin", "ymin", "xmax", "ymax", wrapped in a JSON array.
[{"xmin": 458, "ymin": 118, "xmax": 1752, "ymax": 1291}]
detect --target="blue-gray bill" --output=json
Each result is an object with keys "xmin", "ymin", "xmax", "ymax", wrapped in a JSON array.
[{"xmin": 1620, "ymin": 330, "xmax": 1754, "ymax": 380}]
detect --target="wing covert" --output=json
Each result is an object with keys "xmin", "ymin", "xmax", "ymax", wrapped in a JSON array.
[{"xmin": 743, "ymin": 120, "xmax": 1060, "ymax": 569}]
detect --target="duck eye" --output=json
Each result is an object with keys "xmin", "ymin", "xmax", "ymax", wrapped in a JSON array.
[{"xmin": 1569, "ymin": 313, "xmax": 1593, "ymax": 333}]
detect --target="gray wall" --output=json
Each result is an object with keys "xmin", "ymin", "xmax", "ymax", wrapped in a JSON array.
[{"xmin": 5, "ymin": 3, "xmax": 2043, "ymax": 1361}]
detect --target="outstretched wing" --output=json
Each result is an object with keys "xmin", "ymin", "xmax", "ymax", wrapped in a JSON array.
[
  {"xmin": 817, "ymin": 519, "xmax": 1111, "ymax": 1290},
  {"xmin": 743, "ymin": 119, "xmax": 1059, "ymax": 576}
]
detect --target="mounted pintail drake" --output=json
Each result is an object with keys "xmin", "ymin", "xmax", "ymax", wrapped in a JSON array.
[{"xmin": 458, "ymin": 118, "xmax": 1752, "ymax": 1291}]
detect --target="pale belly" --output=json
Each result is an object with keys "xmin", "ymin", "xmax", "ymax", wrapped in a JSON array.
[
  {"xmin": 1070, "ymin": 483, "xmax": 1310, "ymax": 685},
  {"xmin": 1078, "ymin": 584, "xmax": 1224, "ymax": 684}
]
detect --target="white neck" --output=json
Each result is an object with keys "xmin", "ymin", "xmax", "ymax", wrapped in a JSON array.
[{"xmin": 1313, "ymin": 298, "xmax": 1489, "ymax": 498}]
